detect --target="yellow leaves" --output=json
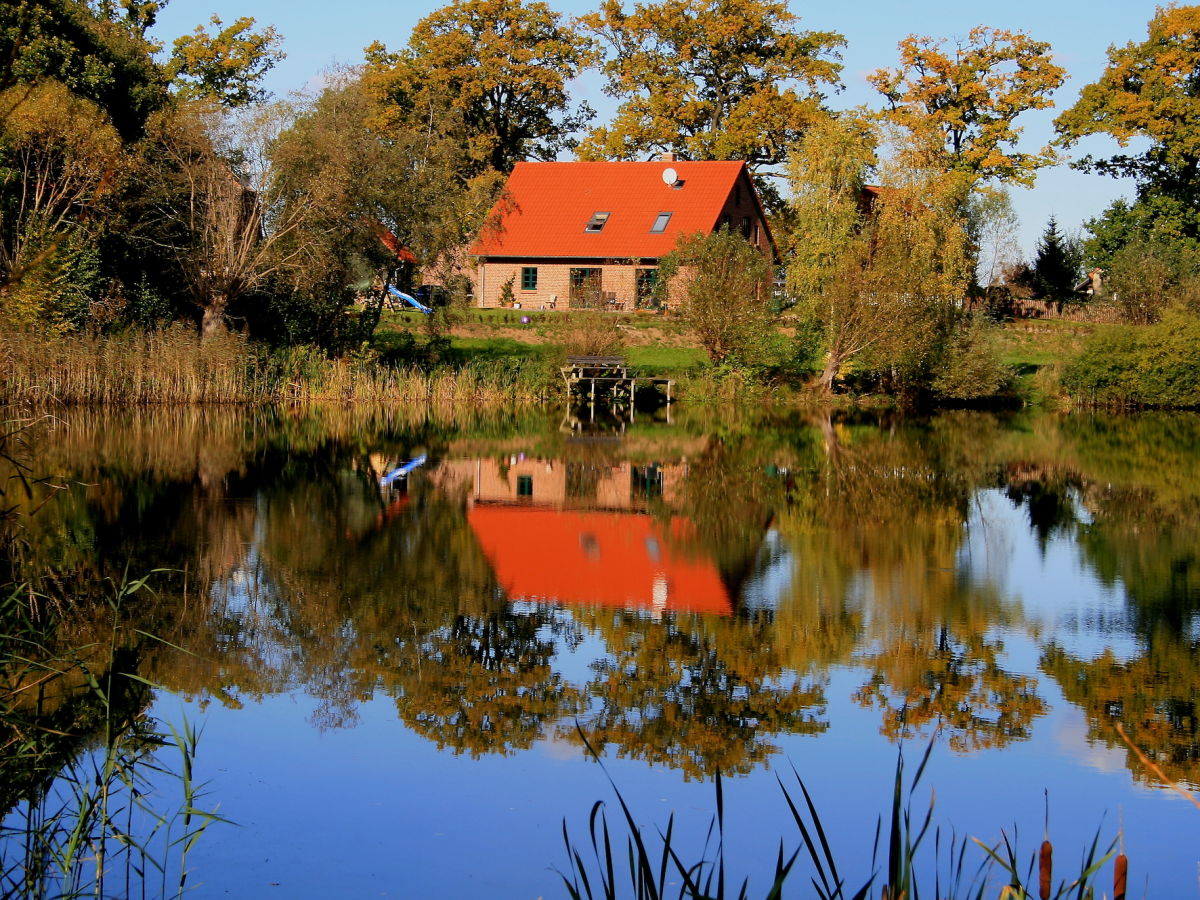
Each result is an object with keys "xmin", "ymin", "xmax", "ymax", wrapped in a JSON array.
[
  {"xmin": 166, "ymin": 15, "xmax": 284, "ymax": 108},
  {"xmin": 1055, "ymin": 4, "xmax": 1200, "ymax": 178},
  {"xmin": 0, "ymin": 81, "xmax": 125, "ymax": 325},
  {"xmin": 368, "ymin": 0, "xmax": 595, "ymax": 174},
  {"xmin": 579, "ymin": 0, "xmax": 843, "ymax": 169},
  {"xmin": 872, "ymin": 26, "xmax": 1064, "ymax": 187}
]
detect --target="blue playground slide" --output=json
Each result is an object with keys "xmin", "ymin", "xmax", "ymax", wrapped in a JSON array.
[
  {"xmin": 387, "ymin": 285, "xmax": 433, "ymax": 314},
  {"xmin": 380, "ymin": 455, "xmax": 427, "ymax": 488}
]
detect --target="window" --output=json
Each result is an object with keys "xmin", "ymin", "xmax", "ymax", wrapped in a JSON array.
[
  {"xmin": 521, "ymin": 267, "xmax": 537, "ymax": 291},
  {"xmin": 721, "ymin": 214, "xmax": 731, "ymax": 230},
  {"xmin": 650, "ymin": 212, "xmax": 673, "ymax": 233},
  {"xmin": 585, "ymin": 211, "xmax": 611, "ymax": 232},
  {"xmin": 741, "ymin": 216, "xmax": 751, "ymax": 238},
  {"xmin": 569, "ymin": 268, "xmax": 603, "ymax": 308},
  {"xmin": 636, "ymin": 268, "xmax": 657, "ymax": 304},
  {"xmin": 516, "ymin": 475, "xmax": 533, "ymax": 497},
  {"xmin": 631, "ymin": 464, "xmax": 663, "ymax": 500}
]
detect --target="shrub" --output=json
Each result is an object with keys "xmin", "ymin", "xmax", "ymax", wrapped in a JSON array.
[
  {"xmin": 551, "ymin": 311, "xmax": 626, "ymax": 359},
  {"xmin": 931, "ymin": 319, "xmax": 1015, "ymax": 401},
  {"xmin": 656, "ymin": 228, "xmax": 774, "ymax": 367},
  {"xmin": 1062, "ymin": 307, "xmax": 1200, "ymax": 407}
]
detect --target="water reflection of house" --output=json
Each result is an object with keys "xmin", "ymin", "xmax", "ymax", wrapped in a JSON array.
[
  {"xmin": 435, "ymin": 457, "xmax": 732, "ymax": 616},
  {"xmin": 436, "ymin": 456, "xmax": 686, "ymax": 509}
]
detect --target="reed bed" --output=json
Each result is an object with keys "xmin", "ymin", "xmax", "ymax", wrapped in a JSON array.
[
  {"xmin": 561, "ymin": 732, "xmax": 1122, "ymax": 900},
  {"xmin": 1, "ymin": 328, "xmax": 557, "ymax": 406}
]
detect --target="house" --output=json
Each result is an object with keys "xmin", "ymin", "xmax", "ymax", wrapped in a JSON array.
[{"xmin": 468, "ymin": 157, "xmax": 775, "ymax": 310}]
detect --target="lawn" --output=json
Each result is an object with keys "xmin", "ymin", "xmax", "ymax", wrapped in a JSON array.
[{"xmin": 994, "ymin": 320, "xmax": 1103, "ymax": 375}]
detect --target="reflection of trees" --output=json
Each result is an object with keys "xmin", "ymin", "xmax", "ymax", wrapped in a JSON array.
[
  {"xmin": 855, "ymin": 627, "xmax": 1045, "ymax": 753},
  {"xmin": 775, "ymin": 412, "xmax": 1049, "ymax": 752},
  {"xmin": 1043, "ymin": 632, "xmax": 1200, "ymax": 791},
  {"xmin": 1074, "ymin": 484, "xmax": 1200, "ymax": 636},
  {"xmin": 16, "ymin": 403, "xmax": 1200, "ymax": 788},
  {"xmin": 1044, "ymin": 414, "xmax": 1200, "ymax": 637},
  {"xmin": 385, "ymin": 611, "xmax": 582, "ymax": 757},
  {"xmin": 662, "ymin": 433, "xmax": 781, "ymax": 596},
  {"xmin": 0, "ymin": 631, "xmax": 154, "ymax": 815},
  {"xmin": 570, "ymin": 611, "xmax": 827, "ymax": 779}
]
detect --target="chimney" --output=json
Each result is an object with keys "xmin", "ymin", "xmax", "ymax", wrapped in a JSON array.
[{"xmin": 659, "ymin": 152, "xmax": 678, "ymax": 162}]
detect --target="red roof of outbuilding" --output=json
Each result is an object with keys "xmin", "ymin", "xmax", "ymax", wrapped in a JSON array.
[{"xmin": 470, "ymin": 160, "xmax": 750, "ymax": 259}]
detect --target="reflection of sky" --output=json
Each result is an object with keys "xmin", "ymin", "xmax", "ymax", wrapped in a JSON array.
[
  {"xmin": 740, "ymin": 529, "xmax": 793, "ymax": 613},
  {"xmin": 962, "ymin": 488, "xmax": 1140, "ymax": 663}
]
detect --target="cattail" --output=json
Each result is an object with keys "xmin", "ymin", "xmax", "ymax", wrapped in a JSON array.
[
  {"xmin": 1039, "ymin": 839, "xmax": 1053, "ymax": 900},
  {"xmin": 1114, "ymin": 853, "xmax": 1127, "ymax": 900}
]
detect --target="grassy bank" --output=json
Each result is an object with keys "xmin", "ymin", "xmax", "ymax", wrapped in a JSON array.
[
  {"xmin": 1, "ymin": 327, "xmax": 557, "ymax": 406},
  {"xmin": 7, "ymin": 312, "xmax": 1197, "ymax": 410}
]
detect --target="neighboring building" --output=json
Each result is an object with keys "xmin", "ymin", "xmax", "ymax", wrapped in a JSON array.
[{"xmin": 468, "ymin": 157, "xmax": 775, "ymax": 310}]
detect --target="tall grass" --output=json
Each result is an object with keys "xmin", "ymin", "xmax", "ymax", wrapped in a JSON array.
[
  {"xmin": 560, "ymin": 730, "xmax": 1120, "ymax": 900},
  {"xmin": 1, "ymin": 577, "xmax": 225, "ymax": 898},
  {"xmin": 1, "ymin": 327, "xmax": 558, "ymax": 406}
]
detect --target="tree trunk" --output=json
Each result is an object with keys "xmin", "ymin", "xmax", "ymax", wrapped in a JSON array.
[
  {"xmin": 201, "ymin": 294, "xmax": 228, "ymax": 339},
  {"xmin": 817, "ymin": 351, "xmax": 842, "ymax": 392}
]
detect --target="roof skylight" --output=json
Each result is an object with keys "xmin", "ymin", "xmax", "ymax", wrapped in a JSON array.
[{"xmin": 585, "ymin": 211, "xmax": 611, "ymax": 232}]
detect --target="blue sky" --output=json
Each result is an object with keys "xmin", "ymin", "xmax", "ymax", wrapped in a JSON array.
[{"xmin": 154, "ymin": 0, "xmax": 1165, "ymax": 257}]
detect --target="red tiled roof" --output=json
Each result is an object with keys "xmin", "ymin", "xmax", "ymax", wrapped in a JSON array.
[
  {"xmin": 375, "ymin": 224, "xmax": 418, "ymax": 263},
  {"xmin": 467, "ymin": 505, "xmax": 732, "ymax": 616},
  {"xmin": 470, "ymin": 160, "xmax": 749, "ymax": 259}
]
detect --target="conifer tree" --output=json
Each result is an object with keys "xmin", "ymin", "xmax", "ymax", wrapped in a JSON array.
[{"xmin": 1032, "ymin": 216, "xmax": 1078, "ymax": 300}]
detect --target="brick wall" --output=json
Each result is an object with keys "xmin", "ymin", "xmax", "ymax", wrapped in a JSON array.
[{"xmin": 474, "ymin": 259, "xmax": 661, "ymax": 310}]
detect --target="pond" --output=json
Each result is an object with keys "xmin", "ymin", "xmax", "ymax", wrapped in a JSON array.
[{"xmin": 2, "ymin": 404, "xmax": 1198, "ymax": 897}]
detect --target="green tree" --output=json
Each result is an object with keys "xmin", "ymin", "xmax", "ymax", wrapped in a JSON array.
[
  {"xmin": 166, "ymin": 15, "xmax": 284, "ymax": 108},
  {"xmin": 364, "ymin": 0, "xmax": 595, "ymax": 176},
  {"xmin": 0, "ymin": 0, "xmax": 168, "ymax": 140},
  {"xmin": 870, "ymin": 26, "xmax": 1065, "ymax": 188},
  {"xmin": 1031, "ymin": 216, "xmax": 1080, "ymax": 300},
  {"xmin": 578, "ymin": 0, "xmax": 843, "ymax": 176},
  {"xmin": 263, "ymin": 73, "xmax": 480, "ymax": 347},
  {"xmin": 786, "ymin": 120, "xmax": 972, "ymax": 392},
  {"xmin": 655, "ymin": 227, "xmax": 775, "ymax": 365}
]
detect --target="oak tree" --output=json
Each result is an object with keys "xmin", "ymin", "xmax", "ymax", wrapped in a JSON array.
[
  {"xmin": 1059, "ymin": 6, "xmax": 1200, "ymax": 255},
  {"xmin": 870, "ymin": 26, "xmax": 1065, "ymax": 187},
  {"xmin": 578, "ymin": 0, "xmax": 843, "ymax": 172},
  {"xmin": 166, "ymin": 15, "xmax": 285, "ymax": 108},
  {"xmin": 364, "ymin": 0, "xmax": 595, "ymax": 176}
]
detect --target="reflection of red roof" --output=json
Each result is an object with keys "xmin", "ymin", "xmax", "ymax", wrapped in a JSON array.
[
  {"xmin": 470, "ymin": 161, "xmax": 753, "ymax": 259},
  {"xmin": 468, "ymin": 506, "xmax": 731, "ymax": 616}
]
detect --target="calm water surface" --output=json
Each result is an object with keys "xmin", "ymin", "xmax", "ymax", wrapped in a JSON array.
[{"xmin": 5, "ymin": 405, "xmax": 1199, "ymax": 896}]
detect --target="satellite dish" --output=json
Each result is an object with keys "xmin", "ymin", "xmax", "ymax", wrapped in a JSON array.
[{"xmin": 662, "ymin": 167, "xmax": 678, "ymax": 186}]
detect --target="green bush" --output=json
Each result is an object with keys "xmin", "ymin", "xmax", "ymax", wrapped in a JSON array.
[
  {"xmin": 1062, "ymin": 307, "xmax": 1200, "ymax": 407},
  {"xmin": 931, "ymin": 319, "xmax": 1015, "ymax": 401}
]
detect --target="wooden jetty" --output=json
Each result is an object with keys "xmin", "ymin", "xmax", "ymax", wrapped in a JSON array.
[{"xmin": 560, "ymin": 356, "xmax": 674, "ymax": 406}]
